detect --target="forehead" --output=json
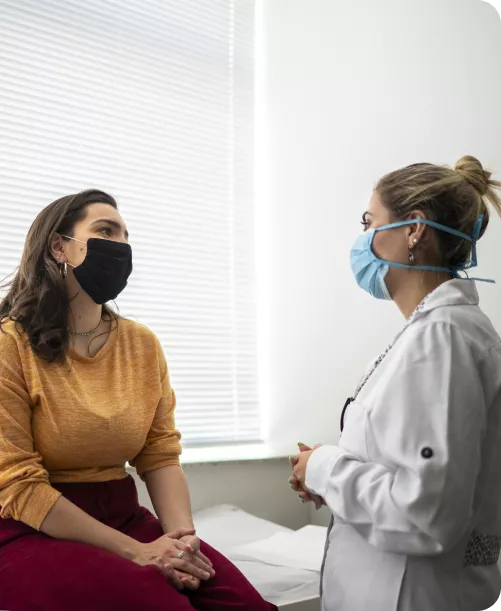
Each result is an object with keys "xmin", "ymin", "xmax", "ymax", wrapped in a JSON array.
[
  {"xmin": 82, "ymin": 202, "xmax": 123, "ymax": 223},
  {"xmin": 367, "ymin": 191, "xmax": 388, "ymax": 217}
]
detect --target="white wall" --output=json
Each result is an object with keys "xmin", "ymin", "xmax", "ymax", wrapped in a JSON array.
[
  {"xmin": 257, "ymin": 0, "xmax": 501, "ymax": 454},
  {"xmin": 132, "ymin": 459, "xmax": 309, "ymax": 530}
]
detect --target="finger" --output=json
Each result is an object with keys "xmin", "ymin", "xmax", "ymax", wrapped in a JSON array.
[
  {"xmin": 167, "ymin": 527, "xmax": 196, "ymax": 539},
  {"xmin": 180, "ymin": 574, "xmax": 201, "ymax": 591},
  {"xmin": 195, "ymin": 550, "xmax": 213, "ymax": 569},
  {"xmin": 183, "ymin": 553, "xmax": 215, "ymax": 576},
  {"xmin": 171, "ymin": 558, "xmax": 212, "ymax": 581},
  {"xmin": 298, "ymin": 443, "xmax": 312, "ymax": 452},
  {"xmin": 176, "ymin": 570, "xmax": 198, "ymax": 586},
  {"xmin": 289, "ymin": 455, "xmax": 299, "ymax": 466},
  {"xmin": 184, "ymin": 536, "xmax": 207, "ymax": 561},
  {"xmin": 156, "ymin": 559, "xmax": 184, "ymax": 590},
  {"xmin": 298, "ymin": 490, "xmax": 311, "ymax": 503},
  {"xmin": 184, "ymin": 537, "xmax": 213, "ymax": 567},
  {"xmin": 173, "ymin": 540, "xmax": 194, "ymax": 554},
  {"xmin": 182, "ymin": 578, "xmax": 200, "ymax": 590},
  {"xmin": 310, "ymin": 493, "xmax": 322, "ymax": 509},
  {"xmin": 288, "ymin": 476, "xmax": 300, "ymax": 491}
]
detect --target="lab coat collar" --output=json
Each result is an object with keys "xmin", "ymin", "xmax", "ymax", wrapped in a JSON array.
[{"xmin": 415, "ymin": 279, "xmax": 479, "ymax": 319}]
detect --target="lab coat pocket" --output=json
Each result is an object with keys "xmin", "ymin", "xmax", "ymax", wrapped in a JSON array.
[{"xmin": 339, "ymin": 398, "xmax": 370, "ymax": 461}]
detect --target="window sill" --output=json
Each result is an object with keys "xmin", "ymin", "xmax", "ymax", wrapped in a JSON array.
[
  {"xmin": 126, "ymin": 443, "xmax": 294, "ymax": 471},
  {"xmin": 180, "ymin": 442, "xmax": 291, "ymax": 465}
]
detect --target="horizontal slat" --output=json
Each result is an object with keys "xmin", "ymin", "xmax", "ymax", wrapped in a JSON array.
[{"xmin": 0, "ymin": 0, "xmax": 258, "ymax": 444}]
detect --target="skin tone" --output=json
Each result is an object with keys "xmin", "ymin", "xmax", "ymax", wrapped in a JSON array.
[
  {"xmin": 45, "ymin": 203, "xmax": 212, "ymax": 589},
  {"xmin": 289, "ymin": 190, "xmax": 453, "ymax": 500}
]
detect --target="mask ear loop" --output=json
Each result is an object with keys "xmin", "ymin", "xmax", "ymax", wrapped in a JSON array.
[
  {"xmin": 458, "ymin": 215, "xmax": 495, "ymax": 283},
  {"xmin": 451, "ymin": 215, "xmax": 483, "ymax": 274},
  {"xmin": 469, "ymin": 215, "xmax": 484, "ymax": 268}
]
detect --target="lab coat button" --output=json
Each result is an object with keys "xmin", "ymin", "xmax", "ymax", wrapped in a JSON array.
[{"xmin": 421, "ymin": 447, "xmax": 433, "ymax": 459}]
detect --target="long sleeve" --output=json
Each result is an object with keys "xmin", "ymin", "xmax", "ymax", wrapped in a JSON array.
[
  {"xmin": 306, "ymin": 322, "xmax": 486, "ymax": 556},
  {"xmin": 129, "ymin": 340, "xmax": 182, "ymax": 477},
  {"xmin": 0, "ymin": 335, "xmax": 61, "ymax": 529}
]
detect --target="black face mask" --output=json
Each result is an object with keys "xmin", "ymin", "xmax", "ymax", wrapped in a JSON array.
[{"xmin": 64, "ymin": 237, "xmax": 133, "ymax": 304}]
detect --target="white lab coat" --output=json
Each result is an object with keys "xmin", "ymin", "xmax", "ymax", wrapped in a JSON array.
[{"xmin": 306, "ymin": 280, "xmax": 501, "ymax": 611}]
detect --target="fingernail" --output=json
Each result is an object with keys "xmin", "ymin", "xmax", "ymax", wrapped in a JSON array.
[
  {"xmin": 288, "ymin": 456, "xmax": 293, "ymax": 463},
  {"xmin": 297, "ymin": 442, "xmax": 305, "ymax": 446},
  {"xmin": 203, "ymin": 572, "xmax": 211, "ymax": 579}
]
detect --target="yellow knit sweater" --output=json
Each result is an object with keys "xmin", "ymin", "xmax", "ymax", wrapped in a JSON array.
[{"xmin": 0, "ymin": 318, "xmax": 181, "ymax": 531}]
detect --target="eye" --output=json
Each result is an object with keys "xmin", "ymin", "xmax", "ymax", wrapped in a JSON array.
[
  {"xmin": 361, "ymin": 214, "xmax": 371, "ymax": 231},
  {"xmin": 98, "ymin": 227, "xmax": 113, "ymax": 237}
]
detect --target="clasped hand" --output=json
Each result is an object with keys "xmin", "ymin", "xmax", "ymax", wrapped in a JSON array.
[
  {"xmin": 288, "ymin": 443, "xmax": 325, "ymax": 509},
  {"xmin": 132, "ymin": 527, "xmax": 215, "ymax": 591}
]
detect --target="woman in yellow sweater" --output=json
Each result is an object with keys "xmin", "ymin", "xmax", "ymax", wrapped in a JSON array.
[{"xmin": 0, "ymin": 189, "xmax": 276, "ymax": 611}]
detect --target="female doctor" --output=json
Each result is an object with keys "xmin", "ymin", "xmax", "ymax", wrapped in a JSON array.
[{"xmin": 290, "ymin": 156, "xmax": 501, "ymax": 611}]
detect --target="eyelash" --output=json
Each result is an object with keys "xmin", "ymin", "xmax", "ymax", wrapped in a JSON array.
[{"xmin": 98, "ymin": 227, "xmax": 112, "ymax": 237}]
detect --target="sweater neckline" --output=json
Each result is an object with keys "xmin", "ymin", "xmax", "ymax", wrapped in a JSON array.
[{"xmin": 67, "ymin": 324, "xmax": 119, "ymax": 363}]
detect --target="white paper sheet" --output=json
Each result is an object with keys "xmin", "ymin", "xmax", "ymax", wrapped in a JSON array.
[
  {"xmin": 193, "ymin": 504, "xmax": 292, "ymax": 555},
  {"xmin": 192, "ymin": 505, "xmax": 322, "ymax": 605},
  {"xmin": 230, "ymin": 524, "xmax": 328, "ymax": 573}
]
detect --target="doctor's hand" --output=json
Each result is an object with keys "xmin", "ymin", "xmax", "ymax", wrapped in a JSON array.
[
  {"xmin": 291, "ymin": 449, "xmax": 313, "ymax": 488},
  {"xmin": 289, "ymin": 444, "xmax": 324, "ymax": 509}
]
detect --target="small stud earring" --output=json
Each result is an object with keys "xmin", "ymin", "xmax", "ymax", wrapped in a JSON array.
[{"xmin": 413, "ymin": 239, "xmax": 418, "ymax": 244}]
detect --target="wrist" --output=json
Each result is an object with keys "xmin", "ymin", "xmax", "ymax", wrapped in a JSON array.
[
  {"xmin": 118, "ymin": 535, "xmax": 143, "ymax": 561},
  {"xmin": 161, "ymin": 521, "xmax": 195, "ymax": 534}
]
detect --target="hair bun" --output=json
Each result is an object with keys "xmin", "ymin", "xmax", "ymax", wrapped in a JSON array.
[{"xmin": 455, "ymin": 155, "xmax": 490, "ymax": 196}]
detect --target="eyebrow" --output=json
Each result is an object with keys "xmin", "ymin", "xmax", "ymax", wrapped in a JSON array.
[{"xmin": 91, "ymin": 219, "xmax": 129, "ymax": 240}]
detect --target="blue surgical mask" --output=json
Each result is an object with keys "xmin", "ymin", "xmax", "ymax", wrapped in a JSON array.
[{"xmin": 350, "ymin": 216, "xmax": 488, "ymax": 300}]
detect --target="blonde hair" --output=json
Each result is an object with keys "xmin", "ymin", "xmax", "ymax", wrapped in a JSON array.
[{"xmin": 376, "ymin": 156, "xmax": 501, "ymax": 267}]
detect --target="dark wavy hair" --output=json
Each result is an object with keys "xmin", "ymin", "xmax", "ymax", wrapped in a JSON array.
[{"xmin": 0, "ymin": 189, "xmax": 119, "ymax": 363}]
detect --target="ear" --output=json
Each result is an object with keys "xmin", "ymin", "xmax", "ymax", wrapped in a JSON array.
[
  {"xmin": 50, "ymin": 233, "xmax": 66, "ymax": 264},
  {"xmin": 405, "ymin": 211, "xmax": 427, "ymax": 249}
]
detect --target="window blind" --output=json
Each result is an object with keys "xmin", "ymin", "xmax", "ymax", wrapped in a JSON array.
[{"xmin": 0, "ymin": 0, "xmax": 260, "ymax": 446}]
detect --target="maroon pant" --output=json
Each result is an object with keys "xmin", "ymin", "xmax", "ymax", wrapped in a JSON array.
[{"xmin": 0, "ymin": 475, "xmax": 277, "ymax": 611}]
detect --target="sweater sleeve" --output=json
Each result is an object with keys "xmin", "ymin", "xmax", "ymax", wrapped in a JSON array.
[
  {"xmin": 0, "ymin": 334, "xmax": 62, "ymax": 530},
  {"xmin": 129, "ymin": 339, "xmax": 182, "ymax": 477}
]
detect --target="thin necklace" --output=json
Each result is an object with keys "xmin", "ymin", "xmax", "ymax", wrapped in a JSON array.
[{"xmin": 68, "ymin": 319, "xmax": 102, "ymax": 337}]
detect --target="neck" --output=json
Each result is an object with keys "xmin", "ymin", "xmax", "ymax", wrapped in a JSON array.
[
  {"xmin": 67, "ymin": 289, "xmax": 103, "ymax": 333},
  {"xmin": 391, "ymin": 271, "xmax": 452, "ymax": 319}
]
